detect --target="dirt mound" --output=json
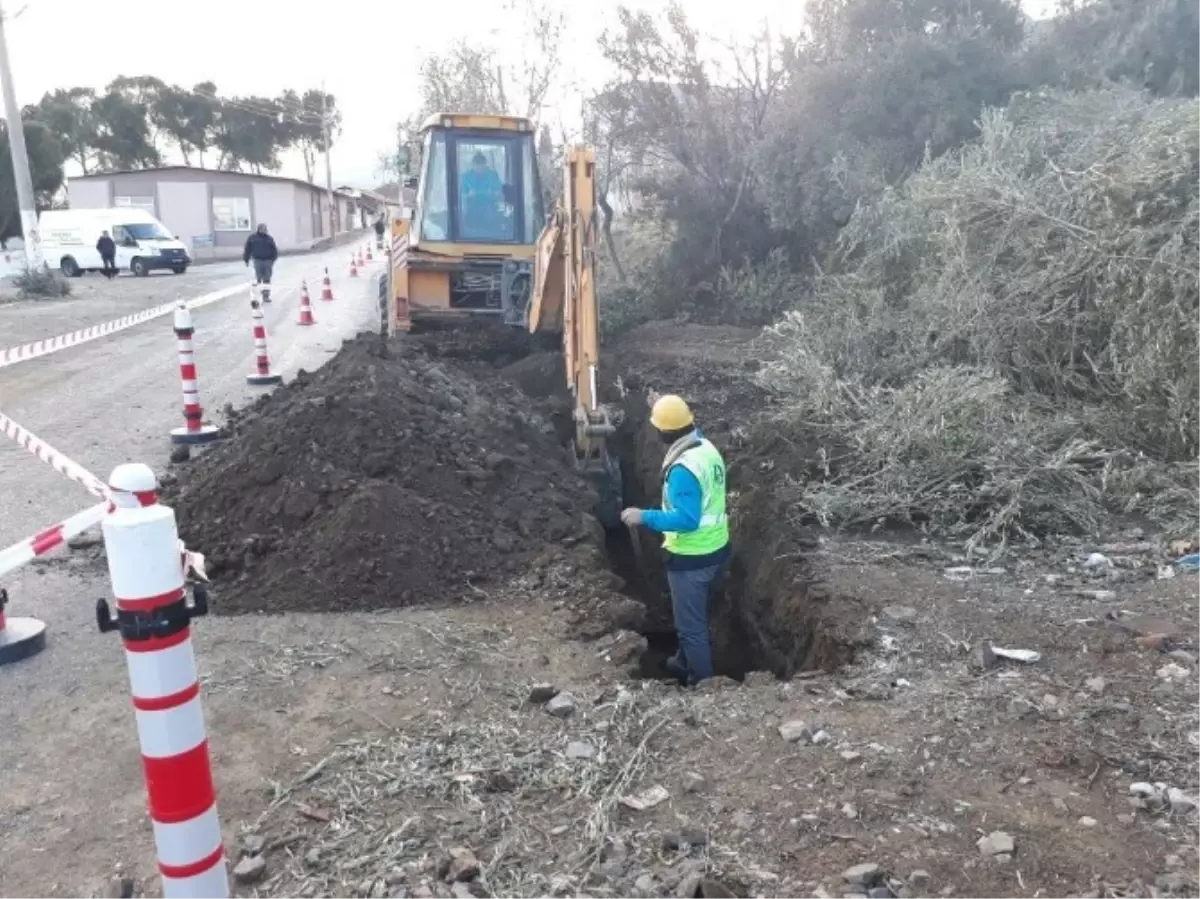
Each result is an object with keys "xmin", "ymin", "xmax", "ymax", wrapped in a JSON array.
[{"xmin": 168, "ymin": 334, "xmax": 596, "ymax": 615}]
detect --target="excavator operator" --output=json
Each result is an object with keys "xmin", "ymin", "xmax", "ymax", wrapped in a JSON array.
[
  {"xmin": 621, "ymin": 395, "xmax": 731, "ymax": 686},
  {"xmin": 460, "ymin": 152, "xmax": 504, "ymax": 239}
]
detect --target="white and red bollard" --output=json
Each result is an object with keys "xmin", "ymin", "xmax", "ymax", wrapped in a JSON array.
[
  {"xmin": 320, "ymin": 268, "xmax": 335, "ymax": 301},
  {"xmin": 349, "ymin": 255, "xmax": 359, "ymax": 278},
  {"xmin": 246, "ymin": 289, "xmax": 282, "ymax": 387},
  {"xmin": 0, "ymin": 587, "xmax": 47, "ymax": 666},
  {"xmin": 297, "ymin": 281, "xmax": 316, "ymax": 326},
  {"xmin": 170, "ymin": 303, "xmax": 221, "ymax": 445},
  {"xmin": 97, "ymin": 464, "xmax": 229, "ymax": 898}
]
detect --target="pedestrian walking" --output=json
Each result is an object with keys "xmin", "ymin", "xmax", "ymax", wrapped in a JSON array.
[
  {"xmin": 621, "ymin": 394, "xmax": 731, "ymax": 686},
  {"xmin": 243, "ymin": 223, "xmax": 278, "ymax": 302},
  {"xmin": 97, "ymin": 230, "xmax": 117, "ymax": 279}
]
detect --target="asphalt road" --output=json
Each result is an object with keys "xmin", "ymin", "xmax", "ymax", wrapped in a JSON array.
[
  {"xmin": 0, "ymin": 237, "xmax": 394, "ymax": 896},
  {"xmin": 0, "ymin": 241, "xmax": 384, "ymax": 551}
]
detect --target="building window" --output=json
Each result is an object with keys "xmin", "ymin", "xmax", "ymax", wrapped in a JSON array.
[
  {"xmin": 212, "ymin": 196, "xmax": 252, "ymax": 231},
  {"xmin": 115, "ymin": 195, "xmax": 155, "ymax": 210}
]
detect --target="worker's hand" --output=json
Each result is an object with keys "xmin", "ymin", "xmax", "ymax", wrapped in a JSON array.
[{"xmin": 621, "ymin": 507, "xmax": 644, "ymax": 527}]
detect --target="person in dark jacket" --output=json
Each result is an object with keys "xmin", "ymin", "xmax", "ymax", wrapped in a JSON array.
[
  {"xmin": 243, "ymin": 224, "xmax": 278, "ymax": 301},
  {"xmin": 373, "ymin": 215, "xmax": 386, "ymax": 246},
  {"xmin": 96, "ymin": 230, "xmax": 117, "ymax": 278}
]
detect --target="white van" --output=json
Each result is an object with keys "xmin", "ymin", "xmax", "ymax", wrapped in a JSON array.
[{"xmin": 39, "ymin": 208, "xmax": 192, "ymax": 277}]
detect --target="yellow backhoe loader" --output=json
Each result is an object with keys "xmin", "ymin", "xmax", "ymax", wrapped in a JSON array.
[
  {"xmin": 386, "ymin": 112, "xmax": 543, "ymax": 330},
  {"xmin": 386, "ymin": 113, "xmax": 620, "ymax": 525}
]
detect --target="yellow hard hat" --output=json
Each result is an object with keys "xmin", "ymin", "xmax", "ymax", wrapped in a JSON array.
[{"xmin": 649, "ymin": 394, "xmax": 694, "ymax": 431}]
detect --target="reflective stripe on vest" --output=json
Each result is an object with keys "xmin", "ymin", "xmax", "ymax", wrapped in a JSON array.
[{"xmin": 662, "ymin": 438, "xmax": 729, "ymax": 556}]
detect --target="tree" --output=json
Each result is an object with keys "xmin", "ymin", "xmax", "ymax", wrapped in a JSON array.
[
  {"xmin": 1026, "ymin": 0, "xmax": 1199, "ymax": 96},
  {"xmin": 91, "ymin": 89, "xmax": 161, "ymax": 170},
  {"xmin": 379, "ymin": 0, "xmax": 567, "ymax": 181},
  {"xmin": 279, "ymin": 89, "xmax": 339, "ymax": 182},
  {"xmin": 804, "ymin": 0, "xmax": 1026, "ymax": 58},
  {"xmin": 26, "ymin": 88, "xmax": 99, "ymax": 174},
  {"xmin": 108, "ymin": 75, "xmax": 172, "ymax": 154},
  {"xmin": 756, "ymin": 0, "xmax": 1024, "ymax": 241},
  {"xmin": 212, "ymin": 96, "xmax": 287, "ymax": 173},
  {"xmin": 0, "ymin": 119, "xmax": 65, "ymax": 243},
  {"xmin": 416, "ymin": 42, "xmax": 508, "ymax": 119},
  {"xmin": 151, "ymin": 82, "xmax": 221, "ymax": 166},
  {"xmin": 594, "ymin": 4, "xmax": 789, "ymax": 287}
]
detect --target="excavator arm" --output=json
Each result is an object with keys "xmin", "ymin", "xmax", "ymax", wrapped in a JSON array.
[{"xmin": 527, "ymin": 146, "xmax": 621, "ymax": 526}]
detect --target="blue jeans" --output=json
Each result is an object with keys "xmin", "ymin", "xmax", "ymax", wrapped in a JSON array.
[{"xmin": 667, "ymin": 563, "xmax": 723, "ymax": 684}]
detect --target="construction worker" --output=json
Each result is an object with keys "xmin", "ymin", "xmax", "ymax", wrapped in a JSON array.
[
  {"xmin": 243, "ymin": 223, "xmax": 278, "ymax": 302},
  {"xmin": 621, "ymin": 395, "xmax": 730, "ymax": 685}
]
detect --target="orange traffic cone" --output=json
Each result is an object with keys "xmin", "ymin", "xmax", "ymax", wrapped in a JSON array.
[
  {"xmin": 298, "ymin": 281, "xmax": 316, "ymax": 325},
  {"xmin": 349, "ymin": 255, "xmax": 359, "ymax": 277},
  {"xmin": 321, "ymin": 268, "xmax": 335, "ymax": 301},
  {"xmin": 357, "ymin": 248, "xmax": 365, "ymax": 267}
]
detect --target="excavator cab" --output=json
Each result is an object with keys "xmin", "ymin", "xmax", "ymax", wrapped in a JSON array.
[{"xmin": 387, "ymin": 114, "xmax": 544, "ymax": 333}]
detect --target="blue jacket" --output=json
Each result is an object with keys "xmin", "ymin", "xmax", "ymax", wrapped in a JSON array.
[{"xmin": 641, "ymin": 431, "xmax": 731, "ymax": 570}]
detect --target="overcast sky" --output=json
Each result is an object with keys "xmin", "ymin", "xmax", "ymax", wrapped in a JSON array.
[{"xmin": 5, "ymin": 0, "xmax": 1057, "ymax": 188}]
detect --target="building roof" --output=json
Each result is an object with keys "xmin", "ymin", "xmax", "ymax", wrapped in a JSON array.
[{"xmin": 70, "ymin": 166, "xmax": 355, "ymax": 198}]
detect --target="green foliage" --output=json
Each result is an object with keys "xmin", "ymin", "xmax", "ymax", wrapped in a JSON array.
[
  {"xmin": 1026, "ymin": 0, "xmax": 1199, "ymax": 97},
  {"xmin": 91, "ymin": 87, "xmax": 162, "ymax": 170},
  {"xmin": 0, "ymin": 119, "xmax": 65, "ymax": 243},
  {"xmin": 758, "ymin": 87, "xmax": 1199, "ymax": 545},
  {"xmin": 13, "ymin": 267, "xmax": 71, "ymax": 299},
  {"xmin": 25, "ymin": 87, "xmax": 98, "ymax": 174}
]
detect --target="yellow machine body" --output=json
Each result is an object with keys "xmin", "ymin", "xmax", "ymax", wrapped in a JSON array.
[{"xmin": 387, "ymin": 113, "xmax": 543, "ymax": 332}]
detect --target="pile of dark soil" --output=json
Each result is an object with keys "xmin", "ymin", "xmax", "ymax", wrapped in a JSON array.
[{"xmin": 168, "ymin": 334, "xmax": 596, "ymax": 615}]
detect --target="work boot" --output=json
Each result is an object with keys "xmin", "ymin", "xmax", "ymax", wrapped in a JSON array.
[{"xmin": 664, "ymin": 652, "xmax": 687, "ymax": 681}]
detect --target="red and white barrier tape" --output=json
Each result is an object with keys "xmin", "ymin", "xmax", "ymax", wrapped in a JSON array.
[
  {"xmin": 1, "ymin": 257, "xmax": 369, "ymax": 372},
  {"xmin": 0, "ymin": 301, "xmax": 178, "ymax": 369},
  {"xmin": 0, "ymin": 271, "xmax": 313, "ymax": 371},
  {"xmin": 0, "ymin": 410, "xmax": 109, "ymax": 499},
  {"xmin": 0, "ymin": 502, "xmax": 107, "ymax": 578},
  {"xmin": 0, "ymin": 500, "xmax": 208, "ymax": 582}
]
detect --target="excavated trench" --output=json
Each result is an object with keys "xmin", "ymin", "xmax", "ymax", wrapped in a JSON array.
[
  {"xmin": 497, "ymin": 338, "xmax": 862, "ymax": 681},
  {"xmin": 600, "ymin": 390, "xmax": 861, "ymax": 682}
]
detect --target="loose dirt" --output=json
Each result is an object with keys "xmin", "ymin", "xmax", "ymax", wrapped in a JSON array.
[
  {"xmin": 2, "ymin": 320, "xmax": 1194, "ymax": 899},
  {"xmin": 168, "ymin": 333, "xmax": 597, "ymax": 615}
]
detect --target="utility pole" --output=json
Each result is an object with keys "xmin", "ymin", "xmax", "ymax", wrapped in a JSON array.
[
  {"xmin": 320, "ymin": 84, "xmax": 336, "ymax": 239},
  {"xmin": 0, "ymin": 1, "xmax": 43, "ymax": 270}
]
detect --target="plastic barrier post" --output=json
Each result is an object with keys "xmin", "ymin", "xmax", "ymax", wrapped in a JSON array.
[
  {"xmin": 246, "ymin": 289, "xmax": 282, "ymax": 387},
  {"xmin": 349, "ymin": 254, "xmax": 358, "ymax": 278},
  {"xmin": 97, "ymin": 464, "xmax": 229, "ymax": 899},
  {"xmin": 169, "ymin": 303, "xmax": 222, "ymax": 445},
  {"xmin": 0, "ymin": 587, "xmax": 47, "ymax": 666}
]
